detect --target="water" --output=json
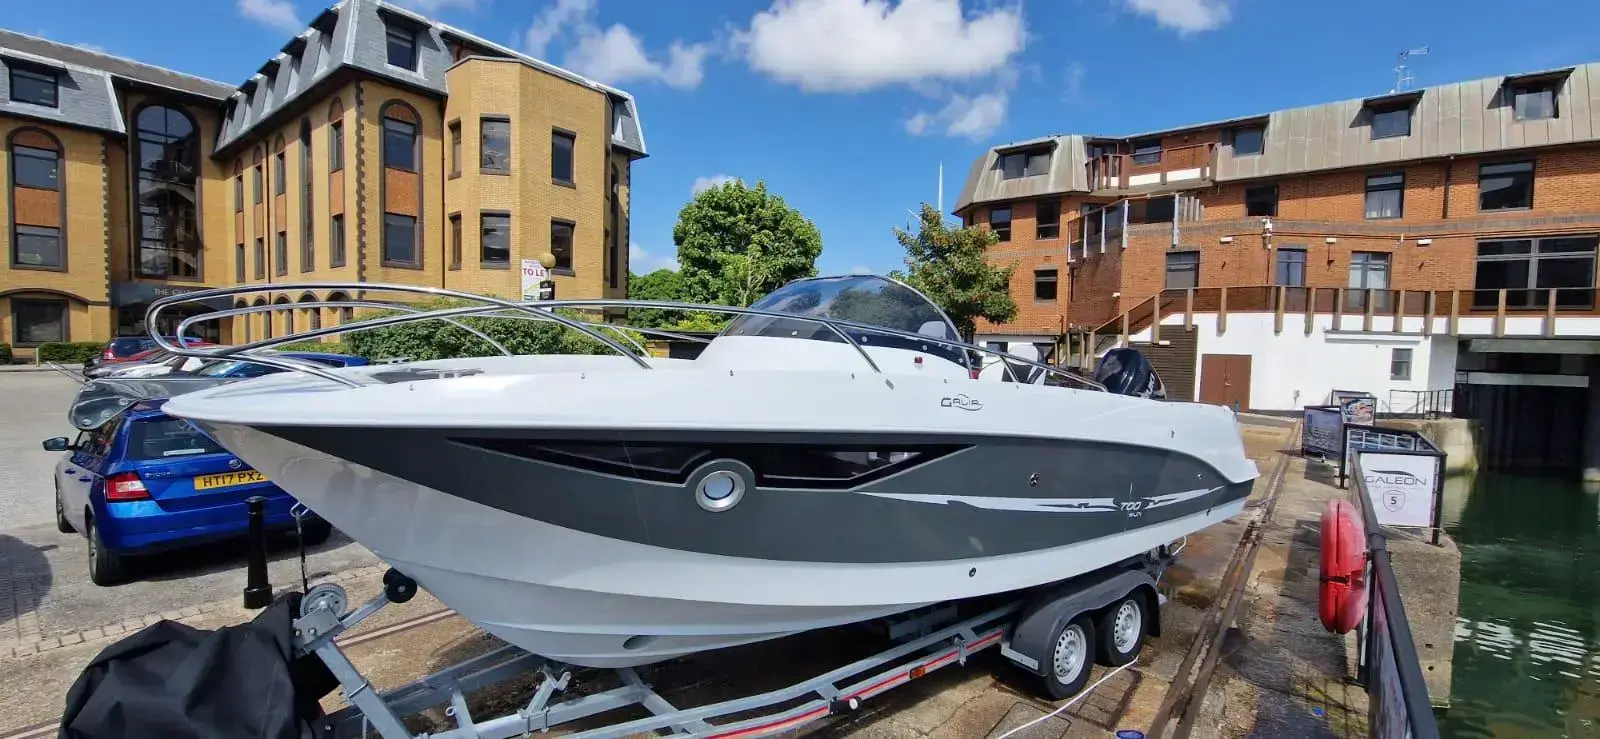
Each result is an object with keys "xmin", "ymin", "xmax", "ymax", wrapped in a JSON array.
[{"xmin": 1438, "ymin": 473, "xmax": 1600, "ymax": 738}]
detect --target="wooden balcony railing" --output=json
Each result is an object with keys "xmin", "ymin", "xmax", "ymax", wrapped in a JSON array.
[{"xmin": 1074, "ymin": 286, "xmax": 1600, "ymax": 369}]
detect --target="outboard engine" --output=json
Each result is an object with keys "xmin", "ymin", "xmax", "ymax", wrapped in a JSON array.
[{"xmin": 1093, "ymin": 347, "xmax": 1167, "ymax": 399}]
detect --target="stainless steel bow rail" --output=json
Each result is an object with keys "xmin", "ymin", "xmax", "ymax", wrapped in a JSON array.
[{"xmin": 143, "ymin": 282, "xmax": 1107, "ymax": 391}]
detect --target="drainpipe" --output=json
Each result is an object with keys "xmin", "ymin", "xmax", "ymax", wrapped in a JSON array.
[{"xmin": 1442, "ymin": 156, "xmax": 1455, "ymax": 218}]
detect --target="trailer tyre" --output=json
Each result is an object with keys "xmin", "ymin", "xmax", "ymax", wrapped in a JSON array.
[
  {"xmin": 1095, "ymin": 593, "xmax": 1148, "ymax": 666},
  {"xmin": 1042, "ymin": 615, "xmax": 1096, "ymax": 700}
]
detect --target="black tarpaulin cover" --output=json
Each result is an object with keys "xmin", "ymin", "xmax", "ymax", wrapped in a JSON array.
[{"xmin": 58, "ymin": 593, "xmax": 337, "ymax": 739}]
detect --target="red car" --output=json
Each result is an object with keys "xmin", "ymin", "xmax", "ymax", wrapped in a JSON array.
[{"xmin": 83, "ymin": 338, "xmax": 215, "ymax": 377}]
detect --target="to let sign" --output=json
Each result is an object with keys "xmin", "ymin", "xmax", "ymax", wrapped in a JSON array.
[{"xmin": 520, "ymin": 259, "xmax": 549, "ymax": 301}]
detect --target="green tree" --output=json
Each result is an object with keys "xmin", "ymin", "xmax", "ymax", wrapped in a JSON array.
[
  {"xmin": 673, "ymin": 179, "xmax": 823, "ymax": 307},
  {"xmin": 625, "ymin": 268, "xmax": 688, "ymax": 329},
  {"xmin": 890, "ymin": 203, "xmax": 1017, "ymax": 339},
  {"xmin": 343, "ymin": 298, "xmax": 644, "ymax": 361}
]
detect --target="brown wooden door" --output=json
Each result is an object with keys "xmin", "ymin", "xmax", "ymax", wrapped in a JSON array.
[{"xmin": 1198, "ymin": 354, "xmax": 1252, "ymax": 411}]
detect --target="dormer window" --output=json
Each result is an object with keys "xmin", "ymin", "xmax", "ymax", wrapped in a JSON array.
[
  {"xmin": 1371, "ymin": 106, "xmax": 1411, "ymax": 139},
  {"xmin": 1512, "ymin": 83, "xmax": 1558, "ymax": 121},
  {"xmin": 8, "ymin": 63, "xmax": 58, "ymax": 107},
  {"xmin": 386, "ymin": 23, "xmax": 418, "ymax": 70},
  {"xmin": 998, "ymin": 148, "xmax": 1050, "ymax": 179},
  {"xmin": 1132, "ymin": 139, "xmax": 1162, "ymax": 165},
  {"xmin": 1233, "ymin": 126, "xmax": 1264, "ymax": 156}
]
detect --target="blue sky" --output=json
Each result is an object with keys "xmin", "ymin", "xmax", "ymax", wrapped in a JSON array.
[{"xmin": 6, "ymin": 0, "xmax": 1600, "ymax": 276}]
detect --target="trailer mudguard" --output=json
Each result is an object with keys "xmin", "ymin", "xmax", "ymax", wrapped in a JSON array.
[{"xmin": 1001, "ymin": 565, "xmax": 1162, "ymax": 675}]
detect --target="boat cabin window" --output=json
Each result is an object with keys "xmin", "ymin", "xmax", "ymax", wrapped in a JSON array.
[{"xmin": 722, "ymin": 275, "xmax": 969, "ymax": 368}]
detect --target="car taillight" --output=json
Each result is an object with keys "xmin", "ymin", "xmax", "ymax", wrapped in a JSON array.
[
  {"xmin": 103, "ymin": 348, "xmax": 116, "ymax": 360},
  {"xmin": 106, "ymin": 472, "xmax": 150, "ymax": 502}
]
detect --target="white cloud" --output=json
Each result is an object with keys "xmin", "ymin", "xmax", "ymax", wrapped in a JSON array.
[
  {"xmin": 1121, "ymin": 0, "xmax": 1232, "ymax": 34},
  {"xmin": 736, "ymin": 0, "xmax": 1026, "ymax": 93},
  {"xmin": 691, "ymin": 174, "xmax": 739, "ymax": 195},
  {"xmin": 906, "ymin": 91, "xmax": 1008, "ymax": 139},
  {"xmin": 630, "ymin": 242, "xmax": 679, "ymax": 272},
  {"xmin": 846, "ymin": 264, "xmax": 875, "ymax": 274},
  {"xmin": 1063, "ymin": 61, "xmax": 1087, "ymax": 101},
  {"xmin": 237, "ymin": 0, "xmax": 302, "ymax": 33},
  {"xmin": 520, "ymin": 0, "xmax": 710, "ymax": 89}
]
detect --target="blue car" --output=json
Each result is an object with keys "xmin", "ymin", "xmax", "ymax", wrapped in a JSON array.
[
  {"xmin": 44, "ymin": 401, "xmax": 331, "ymax": 586},
  {"xmin": 190, "ymin": 350, "xmax": 370, "ymax": 378}
]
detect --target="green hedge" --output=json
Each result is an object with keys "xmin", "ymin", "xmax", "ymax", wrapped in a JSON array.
[
  {"xmin": 36, "ymin": 342, "xmax": 104, "ymax": 364},
  {"xmin": 342, "ymin": 298, "xmax": 646, "ymax": 361},
  {"xmin": 276, "ymin": 341, "xmax": 354, "ymax": 355},
  {"xmin": 0, "ymin": 343, "xmax": 11, "ymax": 364}
]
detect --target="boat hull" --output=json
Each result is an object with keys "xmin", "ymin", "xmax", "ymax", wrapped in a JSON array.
[{"xmin": 194, "ymin": 421, "xmax": 1252, "ymax": 667}]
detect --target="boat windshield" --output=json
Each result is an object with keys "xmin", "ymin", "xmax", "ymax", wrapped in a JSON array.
[{"xmin": 722, "ymin": 275, "xmax": 969, "ymax": 367}]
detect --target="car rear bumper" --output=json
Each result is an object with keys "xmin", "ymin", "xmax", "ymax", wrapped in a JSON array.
[{"xmin": 95, "ymin": 494, "xmax": 323, "ymax": 553}]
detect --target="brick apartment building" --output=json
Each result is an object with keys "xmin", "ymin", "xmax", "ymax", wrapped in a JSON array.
[
  {"xmin": 0, "ymin": 0, "xmax": 644, "ymax": 360},
  {"xmin": 953, "ymin": 62, "xmax": 1600, "ymax": 420}
]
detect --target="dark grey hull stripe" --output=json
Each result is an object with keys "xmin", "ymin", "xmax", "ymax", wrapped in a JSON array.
[{"xmin": 250, "ymin": 425, "xmax": 1255, "ymax": 564}]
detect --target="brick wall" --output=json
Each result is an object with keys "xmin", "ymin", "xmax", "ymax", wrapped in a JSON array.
[{"xmin": 972, "ymin": 196, "xmax": 1076, "ymax": 335}]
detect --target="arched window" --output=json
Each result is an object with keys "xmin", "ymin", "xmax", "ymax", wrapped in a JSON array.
[
  {"xmin": 328, "ymin": 291, "xmax": 353, "ymax": 325},
  {"xmin": 134, "ymin": 104, "xmax": 201, "ymax": 278},
  {"xmin": 7, "ymin": 128, "xmax": 65, "ymax": 270},
  {"xmin": 300, "ymin": 293, "xmax": 322, "ymax": 331},
  {"xmin": 254, "ymin": 297, "xmax": 271, "ymax": 339},
  {"xmin": 235, "ymin": 299, "xmax": 251, "ymax": 342},
  {"xmin": 275, "ymin": 296, "xmax": 293, "ymax": 336},
  {"xmin": 327, "ymin": 99, "xmax": 345, "ymax": 172},
  {"xmin": 299, "ymin": 118, "xmax": 314, "ymax": 272},
  {"xmin": 380, "ymin": 101, "xmax": 422, "ymax": 267}
]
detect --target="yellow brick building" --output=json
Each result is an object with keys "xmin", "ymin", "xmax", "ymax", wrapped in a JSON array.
[{"xmin": 0, "ymin": 0, "xmax": 645, "ymax": 359}]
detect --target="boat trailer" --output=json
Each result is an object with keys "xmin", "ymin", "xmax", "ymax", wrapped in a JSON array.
[{"xmin": 293, "ymin": 552, "xmax": 1175, "ymax": 739}]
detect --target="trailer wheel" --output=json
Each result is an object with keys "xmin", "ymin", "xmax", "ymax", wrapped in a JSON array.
[
  {"xmin": 1042, "ymin": 615, "xmax": 1096, "ymax": 700},
  {"xmin": 1095, "ymin": 593, "xmax": 1148, "ymax": 666}
]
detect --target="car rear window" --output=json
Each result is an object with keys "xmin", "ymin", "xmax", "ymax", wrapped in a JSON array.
[
  {"xmin": 110, "ymin": 338, "xmax": 150, "ymax": 356},
  {"xmin": 128, "ymin": 418, "xmax": 227, "ymax": 459}
]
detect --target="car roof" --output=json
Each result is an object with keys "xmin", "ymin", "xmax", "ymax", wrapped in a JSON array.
[
  {"xmin": 123, "ymin": 399, "xmax": 173, "ymax": 422},
  {"xmin": 280, "ymin": 351, "xmax": 359, "ymax": 362}
]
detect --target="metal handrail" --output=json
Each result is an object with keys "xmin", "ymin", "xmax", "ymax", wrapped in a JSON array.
[{"xmin": 144, "ymin": 283, "xmax": 1106, "ymax": 392}]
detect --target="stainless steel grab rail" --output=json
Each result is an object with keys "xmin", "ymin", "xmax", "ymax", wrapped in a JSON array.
[{"xmin": 143, "ymin": 283, "xmax": 1105, "ymax": 392}]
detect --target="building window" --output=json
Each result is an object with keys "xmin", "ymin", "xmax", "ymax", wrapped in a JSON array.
[
  {"xmin": 385, "ymin": 24, "xmax": 417, "ymax": 70},
  {"xmin": 1479, "ymin": 161, "xmax": 1534, "ymax": 211},
  {"xmin": 481, "ymin": 117, "xmax": 511, "ymax": 173},
  {"xmin": 254, "ymin": 237, "xmax": 265, "ymax": 279},
  {"xmin": 274, "ymin": 147, "xmax": 286, "ymax": 194},
  {"xmin": 9, "ymin": 64, "xmax": 58, "ymax": 107},
  {"xmin": 609, "ymin": 163, "xmax": 621, "ymax": 288},
  {"xmin": 998, "ymin": 149, "xmax": 1050, "ymax": 179},
  {"xmin": 300, "ymin": 119, "xmax": 313, "ymax": 272},
  {"xmin": 480, "ymin": 212, "xmax": 510, "ymax": 265},
  {"xmin": 551, "ymin": 129, "xmax": 575, "ymax": 184},
  {"xmin": 253, "ymin": 162, "xmax": 263, "ymax": 203},
  {"xmin": 1275, "ymin": 247, "xmax": 1306, "ymax": 286},
  {"xmin": 12, "ymin": 144, "xmax": 59, "ymax": 189},
  {"xmin": 12, "ymin": 225, "xmax": 62, "ymax": 268},
  {"xmin": 1473, "ymin": 235, "xmax": 1597, "ymax": 309},
  {"xmin": 1140, "ymin": 195, "xmax": 1175, "ymax": 224},
  {"xmin": 330, "ymin": 215, "xmax": 346, "ymax": 267},
  {"xmin": 989, "ymin": 206, "xmax": 1011, "ymax": 242},
  {"xmin": 550, "ymin": 219, "xmax": 574, "ymax": 271},
  {"xmin": 282, "ymin": 303, "xmax": 295, "ymax": 335},
  {"xmin": 328, "ymin": 120, "xmax": 344, "ymax": 171},
  {"xmin": 1364, "ymin": 173, "xmax": 1404, "ymax": 219},
  {"xmin": 448, "ymin": 120, "xmax": 461, "ymax": 176},
  {"xmin": 1390, "ymin": 348, "xmax": 1413, "ymax": 381},
  {"xmin": 1348, "ymin": 251, "xmax": 1391, "ymax": 310},
  {"xmin": 236, "ymin": 242, "xmax": 245, "ymax": 282},
  {"xmin": 11, "ymin": 298, "xmax": 66, "ymax": 345},
  {"xmin": 382, "ymin": 117, "xmax": 417, "ymax": 171},
  {"xmin": 1132, "ymin": 140, "xmax": 1162, "ymax": 165},
  {"xmin": 1165, "ymin": 252, "xmax": 1199, "ymax": 289},
  {"xmin": 383, "ymin": 213, "xmax": 417, "ymax": 265},
  {"xmin": 234, "ymin": 173, "xmax": 243, "ymax": 211},
  {"xmin": 275, "ymin": 232, "xmax": 287, "ymax": 276},
  {"xmin": 1512, "ymin": 84, "xmax": 1558, "ymax": 121},
  {"xmin": 1371, "ymin": 106, "xmax": 1412, "ymax": 139},
  {"xmin": 1245, "ymin": 184, "xmax": 1277, "ymax": 217},
  {"xmin": 135, "ymin": 105, "xmax": 202, "ymax": 279},
  {"xmin": 1233, "ymin": 126, "xmax": 1264, "ymax": 156},
  {"xmin": 449, "ymin": 213, "xmax": 462, "ymax": 268},
  {"xmin": 1036, "ymin": 199, "xmax": 1060, "ymax": 239},
  {"xmin": 1034, "ymin": 268, "xmax": 1058, "ymax": 300}
]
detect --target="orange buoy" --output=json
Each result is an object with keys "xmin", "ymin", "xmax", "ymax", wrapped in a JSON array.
[{"xmin": 1317, "ymin": 499, "xmax": 1368, "ymax": 634}]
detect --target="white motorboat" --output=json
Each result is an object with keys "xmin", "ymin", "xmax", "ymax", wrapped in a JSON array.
[{"xmin": 154, "ymin": 275, "xmax": 1258, "ymax": 668}]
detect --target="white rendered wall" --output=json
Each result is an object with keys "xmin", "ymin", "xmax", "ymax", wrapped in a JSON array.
[{"xmin": 1128, "ymin": 313, "xmax": 1458, "ymax": 412}]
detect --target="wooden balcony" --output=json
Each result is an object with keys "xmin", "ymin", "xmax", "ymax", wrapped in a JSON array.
[{"xmin": 1086, "ymin": 142, "xmax": 1218, "ymax": 192}]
